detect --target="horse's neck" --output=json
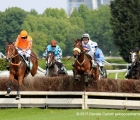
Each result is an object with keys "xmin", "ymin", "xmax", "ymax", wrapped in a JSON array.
[
  {"xmin": 77, "ymin": 52, "xmax": 85, "ymax": 62},
  {"xmin": 12, "ymin": 51, "xmax": 21, "ymax": 63}
]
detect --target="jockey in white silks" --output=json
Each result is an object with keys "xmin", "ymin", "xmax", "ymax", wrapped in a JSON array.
[
  {"xmin": 82, "ymin": 33, "xmax": 97, "ymax": 68},
  {"xmin": 43, "ymin": 40, "xmax": 67, "ymax": 74}
]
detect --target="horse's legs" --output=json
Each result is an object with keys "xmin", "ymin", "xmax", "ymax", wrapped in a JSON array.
[
  {"xmin": 94, "ymin": 67, "xmax": 99, "ymax": 81},
  {"xmin": 5, "ymin": 74, "xmax": 14, "ymax": 96},
  {"xmin": 15, "ymin": 76, "xmax": 23, "ymax": 100},
  {"xmin": 74, "ymin": 69, "xmax": 81, "ymax": 81}
]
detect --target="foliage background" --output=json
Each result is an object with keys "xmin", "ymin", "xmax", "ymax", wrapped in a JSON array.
[
  {"xmin": 0, "ymin": 5, "xmax": 116, "ymax": 58},
  {"xmin": 1, "ymin": 0, "xmax": 140, "ymax": 63}
]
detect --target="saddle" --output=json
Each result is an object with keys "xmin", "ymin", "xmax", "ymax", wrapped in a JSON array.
[
  {"xmin": 85, "ymin": 54, "xmax": 96, "ymax": 66},
  {"xmin": 20, "ymin": 55, "xmax": 33, "ymax": 71}
]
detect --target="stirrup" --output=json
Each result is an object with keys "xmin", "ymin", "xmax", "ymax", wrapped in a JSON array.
[{"xmin": 92, "ymin": 64, "xmax": 97, "ymax": 68}]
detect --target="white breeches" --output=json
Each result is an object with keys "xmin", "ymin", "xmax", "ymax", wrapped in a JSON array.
[
  {"xmin": 97, "ymin": 62, "xmax": 103, "ymax": 66},
  {"xmin": 18, "ymin": 49, "xmax": 31, "ymax": 57}
]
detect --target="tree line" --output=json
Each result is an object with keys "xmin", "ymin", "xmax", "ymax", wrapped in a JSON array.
[
  {"xmin": 0, "ymin": 5, "xmax": 115, "ymax": 58},
  {"xmin": 1, "ymin": 0, "xmax": 140, "ymax": 63}
]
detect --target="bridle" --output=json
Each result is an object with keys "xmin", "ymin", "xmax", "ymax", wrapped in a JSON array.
[
  {"xmin": 47, "ymin": 52, "xmax": 55, "ymax": 67},
  {"xmin": 131, "ymin": 52, "xmax": 139, "ymax": 66},
  {"xmin": 73, "ymin": 44, "xmax": 85, "ymax": 66},
  {"xmin": 6, "ymin": 44, "xmax": 21, "ymax": 66}
]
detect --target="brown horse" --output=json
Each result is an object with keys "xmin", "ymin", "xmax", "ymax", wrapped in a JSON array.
[
  {"xmin": 5, "ymin": 42, "xmax": 38, "ymax": 99},
  {"xmin": 45, "ymin": 51, "xmax": 67, "ymax": 76},
  {"xmin": 73, "ymin": 38, "xmax": 99, "ymax": 87}
]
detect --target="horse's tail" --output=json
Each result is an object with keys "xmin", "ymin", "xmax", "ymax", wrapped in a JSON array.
[{"xmin": 30, "ymin": 52, "xmax": 38, "ymax": 76}]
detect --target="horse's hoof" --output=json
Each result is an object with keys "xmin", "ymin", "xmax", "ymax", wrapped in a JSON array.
[
  {"xmin": 85, "ymin": 82, "xmax": 90, "ymax": 87},
  {"xmin": 5, "ymin": 93, "xmax": 10, "ymax": 97},
  {"xmin": 15, "ymin": 96, "xmax": 20, "ymax": 100}
]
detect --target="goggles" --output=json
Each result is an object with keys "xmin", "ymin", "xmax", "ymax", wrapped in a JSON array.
[{"xmin": 21, "ymin": 36, "xmax": 27, "ymax": 39}]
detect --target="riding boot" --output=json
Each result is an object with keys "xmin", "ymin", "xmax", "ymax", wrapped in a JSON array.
[
  {"xmin": 92, "ymin": 60, "xmax": 97, "ymax": 68},
  {"xmin": 99, "ymin": 66, "xmax": 104, "ymax": 75},
  {"xmin": 125, "ymin": 65, "xmax": 131, "ymax": 78},
  {"xmin": 60, "ymin": 65, "xmax": 67, "ymax": 74},
  {"xmin": 26, "ymin": 57, "xmax": 30, "ymax": 68}
]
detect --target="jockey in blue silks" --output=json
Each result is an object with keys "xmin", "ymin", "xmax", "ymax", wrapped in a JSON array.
[
  {"xmin": 43, "ymin": 39, "xmax": 67, "ymax": 74},
  {"xmin": 94, "ymin": 42, "xmax": 105, "ymax": 75}
]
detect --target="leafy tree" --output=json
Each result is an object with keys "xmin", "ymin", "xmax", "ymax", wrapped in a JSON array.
[
  {"xmin": 78, "ymin": 4, "xmax": 89, "ymax": 20},
  {"xmin": 0, "ymin": 12, "xmax": 7, "ymax": 52},
  {"xmin": 86, "ymin": 5, "xmax": 114, "ymax": 56},
  {"xmin": 69, "ymin": 17, "xmax": 84, "ymax": 29},
  {"xmin": 22, "ymin": 15, "xmax": 72, "ymax": 57},
  {"xmin": 0, "ymin": 7, "xmax": 28, "ymax": 53},
  {"xmin": 65, "ymin": 25, "xmax": 84, "ymax": 56},
  {"xmin": 29, "ymin": 9, "xmax": 38, "ymax": 16},
  {"xmin": 110, "ymin": 0, "xmax": 140, "ymax": 62},
  {"xmin": 70, "ymin": 8, "xmax": 80, "ymax": 17},
  {"xmin": 43, "ymin": 8, "xmax": 67, "ymax": 19}
]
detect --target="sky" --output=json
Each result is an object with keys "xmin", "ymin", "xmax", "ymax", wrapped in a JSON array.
[{"xmin": 0, "ymin": 0, "xmax": 67, "ymax": 14}]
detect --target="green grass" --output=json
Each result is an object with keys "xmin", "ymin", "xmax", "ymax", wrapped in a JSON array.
[
  {"xmin": 0, "ymin": 108, "xmax": 139, "ymax": 120},
  {"xmin": 107, "ymin": 72, "xmax": 126, "ymax": 79}
]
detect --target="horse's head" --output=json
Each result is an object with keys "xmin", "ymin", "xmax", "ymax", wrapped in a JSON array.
[
  {"xmin": 73, "ymin": 38, "xmax": 83, "ymax": 58},
  {"xmin": 5, "ymin": 42, "xmax": 17, "ymax": 62},
  {"xmin": 131, "ymin": 52, "xmax": 138, "ymax": 64},
  {"xmin": 46, "ymin": 51, "xmax": 55, "ymax": 67}
]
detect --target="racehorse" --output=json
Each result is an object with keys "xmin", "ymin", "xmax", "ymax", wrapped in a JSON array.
[
  {"xmin": 45, "ymin": 51, "xmax": 67, "ymax": 77},
  {"xmin": 5, "ymin": 42, "xmax": 38, "ymax": 99},
  {"xmin": 129, "ymin": 51, "xmax": 140, "ymax": 79},
  {"xmin": 73, "ymin": 38, "xmax": 99, "ymax": 87}
]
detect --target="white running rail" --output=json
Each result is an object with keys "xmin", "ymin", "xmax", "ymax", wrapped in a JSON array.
[
  {"xmin": 0, "ymin": 52, "xmax": 6, "ymax": 58},
  {"xmin": 0, "ymin": 91, "xmax": 140, "ymax": 109}
]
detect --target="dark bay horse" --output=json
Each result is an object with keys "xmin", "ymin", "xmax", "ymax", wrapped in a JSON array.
[
  {"xmin": 128, "ymin": 51, "xmax": 140, "ymax": 79},
  {"xmin": 5, "ymin": 42, "xmax": 38, "ymax": 99},
  {"xmin": 45, "ymin": 51, "xmax": 67, "ymax": 77},
  {"xmin": 45, "ymin": 51, "xmax": 58, "ymax": 76},
  {"xmin": 73, "ymin": 38, "xmax": 99, "ymax": 87}
]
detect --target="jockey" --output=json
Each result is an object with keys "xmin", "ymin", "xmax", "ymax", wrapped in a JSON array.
[
  {"xmin": 43, "ymin": 39, "xmax": 67, "ymax": 74},
  {"xmin": 6, "ymin": 30, "xmax": 32, "ymax": 70},
  {"xmin": 125, "ymin": 47, "xmax": 140, "ymax": 78},
  {"xmin": 14, "ymin": 30, "xmax": 32, "ymax": 68},
  {"xmin": 94, "ymin": 42, "xmax": 105, "ymax": 75},
  {"xmin": 81, "ymin": 33, "xmax": 97, "ymax": 68}
]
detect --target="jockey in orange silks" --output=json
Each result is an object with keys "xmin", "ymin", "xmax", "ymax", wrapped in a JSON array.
[{"xmin": 14, "ymin": 30, "xmax": 33, "ymax": 67}]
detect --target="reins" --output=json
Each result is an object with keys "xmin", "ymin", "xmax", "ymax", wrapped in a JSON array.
[
  {"xmin": 9, "ymin": 54, "xmax": 22, "ymax": 66},
  {"xmin": 10, "ymin": 61, "xmax": 21, "ymax": 66}
]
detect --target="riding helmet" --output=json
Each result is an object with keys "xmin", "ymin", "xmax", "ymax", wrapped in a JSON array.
[
  {"xmin": 20, "ymin": 30, "xmax": 28, "ymax": 37},
  {"xmin": 50, "ymin": 40, "xmax": 57, "ymax": 47},
  {"xmin": 82, "ymin": 33, "xmax": 90, "ymax": 40}
]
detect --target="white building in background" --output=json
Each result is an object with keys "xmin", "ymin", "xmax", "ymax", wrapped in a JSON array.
[{"xmin": 67, "ymin": 0, "xmax": 111, "ymax": 16}]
